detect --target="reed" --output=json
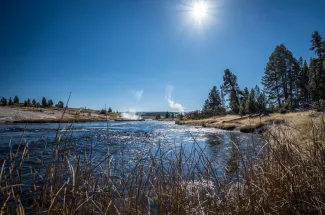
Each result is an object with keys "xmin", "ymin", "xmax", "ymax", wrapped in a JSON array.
[{"xmin": 0, "ymin": 113, "xmax": 325, "ymax": 214}]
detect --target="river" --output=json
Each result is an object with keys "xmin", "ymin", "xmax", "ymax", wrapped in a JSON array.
[{"xmin": 0, "ymin": 120, "xmax": 261, "ymax": 175}]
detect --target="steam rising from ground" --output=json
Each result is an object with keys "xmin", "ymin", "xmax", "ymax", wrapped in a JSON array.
[
  {"xmin": 166, "ymin": 85, "xmax": 185, "ymax": 113},
  {"xmin": 121, "ymin": 108, "xmax": 141, "ymax": 120},
  {"xmin": 131, "ymin": 89, "xmax": 144, "ymax": 100}
]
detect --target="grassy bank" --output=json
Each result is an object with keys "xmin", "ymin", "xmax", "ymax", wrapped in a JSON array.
[
  {"xmin": 0, "ymin": 113, "xmax": 325, "ymax": 214},
  {"xmin": 176, "ymin": 111, "xmax": 312, "ymax": 133}
]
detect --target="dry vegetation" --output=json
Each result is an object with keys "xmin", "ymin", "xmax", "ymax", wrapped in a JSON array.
[
  {"xmin": 0, "ymin": 106, "xmax": 123, "ymax": 123},
  {"xmin": 0, "ymin": 112, "xmax": 325, "ymax": 214},
  {"xmin": 177, "ymin": 111, "xmax": 312, "ymax": 133}
]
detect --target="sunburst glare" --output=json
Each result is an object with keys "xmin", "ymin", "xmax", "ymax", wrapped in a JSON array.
[{"xmin": 192, "ymin": 2, "xmax": 207, "ymax": 21}]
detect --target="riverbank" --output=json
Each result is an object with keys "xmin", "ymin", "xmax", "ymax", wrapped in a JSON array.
[
  {"xmin": 176, "ymin": 111, "xmax": 315, "ymax": 133},
  {"xmin": 0, "ymin": 106, "xmax": 141, "ymax": 123}
]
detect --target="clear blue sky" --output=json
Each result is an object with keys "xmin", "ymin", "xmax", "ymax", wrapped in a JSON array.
[{"xmin": 1, "ymin": 0, "xmax": 325, "ymax": 111}]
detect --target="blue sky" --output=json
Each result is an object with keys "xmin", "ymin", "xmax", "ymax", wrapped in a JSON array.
[{"xmin": 1, "ymin": 0, "xmax": 325, "ymax": 112}]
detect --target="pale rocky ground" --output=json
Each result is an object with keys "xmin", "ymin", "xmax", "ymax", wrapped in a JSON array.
[{"xmin": 0, "ymin": 107, "xmax": 119, "ymax": 123}]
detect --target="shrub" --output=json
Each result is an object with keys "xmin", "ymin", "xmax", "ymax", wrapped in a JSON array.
[
  {"xmin": 99, "ymin": 109, "xmax": 107, "ymax": 114},
  {"xmin": 279, "ymin": 108, "xmax": 287, "ymax": 114},
  {"xmin": 55, "ymin": 101, "xmax": 64, "ymax": 109},
  {"xmin": 312, "ymin": 102, "xmax": 323, "ymax": 112}
]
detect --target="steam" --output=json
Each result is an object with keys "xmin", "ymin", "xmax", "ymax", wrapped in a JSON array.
[
  {"xmin": 121, "ymin": 108, "xmax": 141, "ymax": 120},
  {"xmin": 165, "ymin": 85, "xmax": 185, "ymax": 113},
  {"xmin": 131, "ymin": 89, "xmax": 144, "ymax": 100}
]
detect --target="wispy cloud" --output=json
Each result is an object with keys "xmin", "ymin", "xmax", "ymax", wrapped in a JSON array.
[
  {"xmin": 131, "ymin": 89, "xmax": 144, "ymax": 100},
  {"xmin": 165, "ymin": 85, "xmax": 185, "ymax": 113}
]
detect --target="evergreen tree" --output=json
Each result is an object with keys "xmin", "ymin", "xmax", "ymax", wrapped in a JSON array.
[
  {"xmin": 165, "ymin": 111, "xmax": 170, "ymax": 118},
  {"xmin": 310, "ymin": 31, "xmax": 325, "ymax": 58},
  {"xmin": 208, "ymin": 86, "xmax": 222, "ymax": 107},
  {"xmin": 297, "ymin": 59, "xmax": 310, "ymax": 106},
  {"xmin": 108, "ymin": 107, "xmax": 112, "ymax": 112},
  {"xmin": 245, "ymin": 88, "xmax": 256, "ymax": 114},
  {"xmin": 222, "ymin": 69, "xmax": 240, "ymax": 113},
  {"xmin": 41, "ymin": 97, "xmax": 48, "ymax": 107},
  {"xmin": 48, "ymin": 99, "xmax": 54, "ymax": 107},
  {"xmin": 309, "ymin": 31, "xmax": 325, "ymax": 102},
  {"xmin": 1, "ymin": 97, "xmax": 7, "ymax": 106},
  {"xmin": 308, "ymin": 59, "xmax": 322, "ymax": 102},
  {"xmin": 256, "ymin": 92, "xmax": 267, "ymax": 113},
  {"xmin": 13, "ymin": 96, "xmax": 19, "ymax": 104},
  {"xmin": 27, "ymin": 98, "xmax": 31, "ymax": 105},
  {"xmin": 262, "ymin": 44, "xmax": 299, "ymax": 108},
  {"xmin": 32, "ymin": 99, "xmax": 36, "ymax": 106},
  {"xmin": 229, "ymin": 90, "xmax": 240, "ymax": 113},
  {"xmin": 8, "ymin": 97, "xmax": 13, "ymax": 106},
  {"xmin": 239, "ymin": 101, "xmax": 246, "ymax": 117},
  {"xmin": 202, "ymin": 99, "xmax": 211, "ymax": 113},
  {"xmin": 220, "ymin": 85, "xmax": 226, "ymax": 109},
  {"xmin": 24, "ymin": 100, "xmax": 28, "ymax": 107},
  {"xmin": 202, "ymin": 86, "xmax": 225, "ymax": 116},
  {"xmin": 243, "ymin": 87, "xmax": 249, "ymax": 102}
]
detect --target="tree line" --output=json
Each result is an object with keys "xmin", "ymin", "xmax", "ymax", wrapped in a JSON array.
[
  {"xmin": 197, "ymin": 31, "xmax": 325, "ymax": 118},
  {"xmin": 0, "ymin": 96, "xmax": 65, "ymax": 108}
]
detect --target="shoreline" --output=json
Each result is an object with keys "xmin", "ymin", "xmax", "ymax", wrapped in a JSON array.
[
  {"xmin": 175, "ymin": 111, "xmax": 314, "ymax": 133},
  {"xmin": 0, "ymin": 106, "xmax": 144, "ymax": 124}
]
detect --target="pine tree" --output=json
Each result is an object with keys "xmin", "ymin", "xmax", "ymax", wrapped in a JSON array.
[
  {"xmin": 222, "ymin": 69, "xmax": 240, "ymax": 113},
  {"xmin": 202, "ymin": 99, "xmax": 211, "ymax": 113},
  {"xmin": 165, "ymin": 111, "xmax": 170, "ymax": 118},
  {"xmin": 297, "ymin": 59, "xmax": 310, "ymax": 107},
  {"xmin": 308, "ymin": 59, "xmax": 322, "ymax": 103},
  {"xmin": 8, "ymin": 97, "xmax": 13, "ymax": 106},
  {"xmin": 309, "ymin": 31, "xmax": 325, "ymax": 102},
  {"xmin": 239, "ymin": 101, "xmax": 246, "ymax": 116},
  {"xmin": 202, "ymin": 86, "xmax": 225, "ymax": 116},
  {"xmin": 1, "ymin": 97, "xmax": 7, "ymax": 106},
  {"xmin": 108, "ymin": 107, "xmax": 112, "ymax": 112},
  {"xmin": 262, "ymin": 44, "xmax": 299, "ymax": 108},
  {"xmin": 310, "ymin": 31, "xmax": 325, "ymax": 58},
  {"xmin": 256, "ymin": 92, "xmax": 267, "ymax": 113},
  {"xmin": 32, "ymin": 99, "xmax": 36, "ymax": 106},
  {"xmin": 245, "ymin": 88, "xmax": 256, "ymax": 114},
  {"xmin": 220, "ymin": 85, "xmax": 226, "ymax": 109},
  {"xmin": 48, "ymin": 99, "xmax": 54, "ymax": 107},
  {"xmin": 208, "ymin": 86, "xmax": 222, "ymax": 107},
  {"xmin": 41, "ymin": 97, "xmax": 47, "ymax": 107},
  {"xmin": 24, "ymin": 100, "xmax": 28, "ymax": 107},
  {"xmin": 13, "ymin": 96, "xmax": 19, "ymax": 104},
  {"xmin": 27, "ymin": 98, "xmax": 31, "ymax": 105}
]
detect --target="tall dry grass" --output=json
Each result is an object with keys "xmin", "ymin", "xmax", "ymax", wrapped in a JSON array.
[{"xmin": 0, "ymin": 113, "xmax": 325, "ymax": 214}]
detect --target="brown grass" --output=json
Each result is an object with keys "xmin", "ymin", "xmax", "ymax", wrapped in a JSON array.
[
  {"xmin": 178, "ymin": 111, "xmax": 312, "ymax": 133},
  {"xmin": 1, "ymin": 112, "xmax": 325, "ymax": 214}
]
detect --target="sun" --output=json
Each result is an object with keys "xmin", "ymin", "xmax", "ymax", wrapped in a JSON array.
[{"xmin": 192, "ymin": 2, "xmax": 207, "ymax": 21}]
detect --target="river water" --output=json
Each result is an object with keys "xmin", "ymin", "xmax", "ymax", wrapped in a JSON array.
[{"xmin": 0, "ymin": 120, "xmax": 261, "ymax": 175}]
